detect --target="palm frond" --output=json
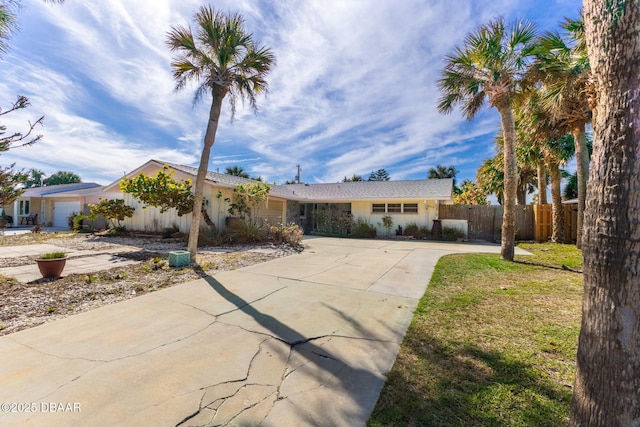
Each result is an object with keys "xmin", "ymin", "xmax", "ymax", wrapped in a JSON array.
[
  {"xmin": 166, "ymin": 5, "xmax": 275, "ymax": 117},
  {"xmin": 438, "ymin": 16, "xmax": 537, "ymax": 119}
]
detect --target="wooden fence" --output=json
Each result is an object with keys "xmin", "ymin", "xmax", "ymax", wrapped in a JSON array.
[
  {"xmin": 532, "ymin": 204, "xmax": 578, "ymax": 243},
  {"xmin": 439, "ymin": 203, "xmax": 576, "ymax": 242},
  {"xmin": 438, "ymin": 204, "xmax": 534, "ymax": 242}
]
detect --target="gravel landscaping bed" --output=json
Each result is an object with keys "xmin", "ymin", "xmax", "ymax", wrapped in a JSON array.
[{"xmin": 0, "ymin": 233, "xmax": 300, "ymax": 336}]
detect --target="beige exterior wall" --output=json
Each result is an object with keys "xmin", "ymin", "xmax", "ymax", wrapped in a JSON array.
[
  {"xmin": 119, "ymin": 163, "xmax": 206, "ymax": 233},
  {"xmin": 122, "ymin": 189, "xmax": 285, "ymax": 233},
  {"xmin": 257, "ymin": 199, "xmax": 285, "ymax": 224},
  {"xmin": 351, "ymin": 200, "xmax": 438, "ymax": 234}
]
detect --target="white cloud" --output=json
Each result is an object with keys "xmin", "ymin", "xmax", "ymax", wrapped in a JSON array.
[{"xmin": 1, "ymin": 0, "xmax": 582, "ymax": 186}]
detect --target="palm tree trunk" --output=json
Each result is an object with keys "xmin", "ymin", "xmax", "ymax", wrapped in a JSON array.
[
  {"xmin": 516, "ymin": 182, "xmax": 526, "ymax": 205},
  {"xmin": 498, "ymin": 104, "xmax": 517, "ymax": 261},
  {"xmin": 187, "ymin": 95, "xmax": 224, "ymax": 262},
  {"xmin": 572, "ymin": 124, "xmax": 589, "ymax": 249},
  {"xmin": 537, "ymin": 159, "xmax": 547, "ymax": 204},
  {"xmin": 570, "ymin": 1, "xmax": 640, "ymax": 424},
  {"xmin": 548, "ymin": 161, "xmax": 564, "ymax": 243}
]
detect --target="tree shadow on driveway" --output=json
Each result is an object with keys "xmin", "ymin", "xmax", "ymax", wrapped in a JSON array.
[{"xmin": 194, "ymin": 267, "xmax": 389, "ymax": 425}]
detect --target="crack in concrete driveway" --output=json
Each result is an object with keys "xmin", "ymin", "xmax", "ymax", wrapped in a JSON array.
[{"xmin": 0, "ymin": 237, "xmax": 527, "ymax": 426}]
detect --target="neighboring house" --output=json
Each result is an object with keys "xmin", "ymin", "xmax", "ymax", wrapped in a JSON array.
[
  {"xmin": 101, "ymin": 160, "xmax": 289, "ymax": 233},
  {"xmin": 4, "ymin": 183, "xmax": 115, "ymax": 227},
  {"xmin": 104, "ymin": 159, "xmax": 454, "ymax": 236}
]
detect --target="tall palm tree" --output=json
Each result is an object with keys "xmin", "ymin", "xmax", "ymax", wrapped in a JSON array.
[
  {"xmin": 428, "ymin": 164, "xmax": 460, "ymax": 193},
  {"xmin": 563, "ymin": 172, "xmax": 577, "ymax": 200},
  {"xmin": 166, "ymin": 6, "xmax": 275, "ymax": 262},
  {"xmin": 542, "ymin": 134, "xmax": 574, "ymax": 242},
  {"xmin": 571, "ymin": 1, "xmax": 640, "ymax": 424},
  {"xmin": 516, "ymin": 133, "xmax": 547, "ymax": 204},
  {"xmin": 438, "ymin": 18, "xmax": 538, "ymax": 261},
  {"xmin": 428, "ymin": 164, "xmax": 458, "ymax": 179},
  {"xmin": 476, "ymin": 135, "xmax": 538, "ymax": 206},
  {"xmin": 0, "ymin": 0, "xmax": 65, "ymax": 55},
  {"xmin": 476, "ymin": 154, "xmax": 504, "ymax": 205},
  {"xmin": 225, "ymin": 165, "xmax": 249, "ymax": 178},
  {"xmin": 516, "ymin": 89, "xmax": 573, "ymax": 242},
  {"xmin": 535, "ymin": 16, "xmax": 592, "ymax": 248}
]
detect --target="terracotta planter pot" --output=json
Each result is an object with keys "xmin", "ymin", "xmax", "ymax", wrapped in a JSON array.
[{"xmin": 36, "ymin": 258, "xmax": 67, "ymax": 278}]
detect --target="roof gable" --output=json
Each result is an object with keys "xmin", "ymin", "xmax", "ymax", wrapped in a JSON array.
[{"xmin": 102, "ymin": 159, "xmax": 261, "ymax": 193}]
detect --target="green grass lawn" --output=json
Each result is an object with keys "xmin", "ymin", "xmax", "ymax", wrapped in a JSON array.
[{"xmin": 368, "ymin": 244, "xmax": 583, "ymax": 427}]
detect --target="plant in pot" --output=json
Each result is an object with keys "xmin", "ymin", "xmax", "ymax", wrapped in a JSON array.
[{"xmin": 36, "ymin": 251, "xmax": 67, "ymax": 278}]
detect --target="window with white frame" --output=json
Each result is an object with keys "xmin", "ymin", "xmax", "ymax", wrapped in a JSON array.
[
  {"xmin": 19, "ymin": 200, "xmax": 30, "ymax": 215},
  {"xmin": 371, "ymin": 202, "xmax": 419, "ymax": 214}
]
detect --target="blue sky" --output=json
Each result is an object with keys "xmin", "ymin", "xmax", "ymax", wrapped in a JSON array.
[{"xmin": 0, "ymin": 0, "xmax": 582, "ymax": 186}]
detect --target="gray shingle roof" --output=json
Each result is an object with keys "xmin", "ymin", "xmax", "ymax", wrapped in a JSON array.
[
  {"xmin": 21, "ymin": 182, "xmax": 103, "ymax": 197},
  {"xmin": 275, "ymin": 179, "xmax": 453, "ymax": 202},
  {"xmin": 162, "ymin": 161, "xmax": 258, "ymax": 187},
  {"xmin": 117, "ymin": 160, "xmax": 453, "ymax": 202}
]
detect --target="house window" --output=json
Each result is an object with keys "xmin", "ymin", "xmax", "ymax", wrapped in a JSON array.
[
  {"xmin": 388, "ymin": 203, "xmax": 402, "ymax": 213},
  {"xmin": 19, "ymin": 200, "xmax": 30, "ymax": 215},
  {"xmin": 299, "ymin": 204, "xmax": 307, "ymax": 218},
  {"xmin": 403, "ymin": 203, "xmax": 418, "ymax": 213},
  {"xmin": 372, "ymin": 202, "xmax": 419, "ymax": 214},
  {"xmin": 372, "ymin": 203, "xmax": 386, "ymax": 213}
]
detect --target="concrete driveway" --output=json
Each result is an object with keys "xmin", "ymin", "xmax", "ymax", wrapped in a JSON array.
[{"xmin": 0, "ymin": 237, "xmax": 530, "ymax": 426}]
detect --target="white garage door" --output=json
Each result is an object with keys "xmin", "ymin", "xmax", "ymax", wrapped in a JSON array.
[{"xmin": 53, "ymin": 201, "xmax": 81, "ymax": 228}]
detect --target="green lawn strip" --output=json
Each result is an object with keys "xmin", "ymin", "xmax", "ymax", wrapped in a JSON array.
[
  {"xmin": 516, "ymin": 242, "xmax": 583, "ymax": 270},
  {"xmin": 369, "ymin": 251, "xmax": 582, "ymax": 427}
]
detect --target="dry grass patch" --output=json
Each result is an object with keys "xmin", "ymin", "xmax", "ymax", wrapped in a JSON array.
[{"xmin": 0, "ymin": 234, "xmax": 297, "ymax": 336}]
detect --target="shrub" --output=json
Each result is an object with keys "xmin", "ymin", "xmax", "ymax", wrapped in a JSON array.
[
  {"xmin": 227, "ymin": 219, "xmax": 267, "ymax": 244},
  {"xmin": 269, "ymin": 223, "xmax": 303, "ymax": 247},
  {"xmin": 441, "ymin": 226, "xmax": 465, "ymax": 241},
  {"xmin": 67, "ymin": 211, "xmax": 80, "ymax": 230},
  {"xmin": 106, "ymin": 226, "xmax": 128, "ymax": 235},
  {"xmin": 162, "ymin": 223, "xmax": 180, "ymax": 238},
  {"xmin": 404, "ymin": 222, "xmax": 430, "ymax": 239},
  {"xmin": 351, "ymin": 218, "xmax": 377, "ymax": 238},
  {"xmin": 198, "ymin": 226, "xmax": 226, "ymax": 246},
  {"xmin": 89, "ymin": 199, "xmax": 135, "ymax": 229},
  {"xmin": 0, "ymin": 211, "xmax": 12, "ymax": 224}
]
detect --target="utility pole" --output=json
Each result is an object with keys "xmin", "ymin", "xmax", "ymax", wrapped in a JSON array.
[{"xmin": 295, "ymin": 164, "xmax": 302, "ymax": 184}]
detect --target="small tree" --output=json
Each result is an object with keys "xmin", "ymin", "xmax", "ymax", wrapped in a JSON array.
[
  {"xmin": 120, "ymin": 166, "xmax": 194, "ymax": 216},
  {"xmin": 0, "ymin": 163, "xmax": 26, "ymax": 207},
  {"xmin": 454, "ymin": 180, "xmax": 489, "ymax": 205},
  {"xmin": 381, "ymin": 215, "xmax": 393, "ymax": 237},
  {"xmin": 88, "ymin": 199, "xmax": 135, "ymax": 229},
  {"xmin": 227, "ymin": 182, "xmax": 271, "ymax": 224},
  {"xmin": 0, "ymin": 96, "xmax": 43, "ymax": 207}
]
